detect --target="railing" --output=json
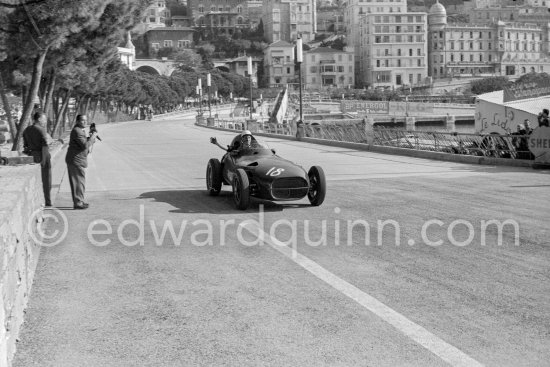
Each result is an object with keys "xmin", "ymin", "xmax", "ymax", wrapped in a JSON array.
[
  {"xmin": 372, "ymin": 129, "xmax": 533, "ymax": 159},
  {"xmin": 197, "ymin": 115, "xmax": 534, "ymax": 161}
]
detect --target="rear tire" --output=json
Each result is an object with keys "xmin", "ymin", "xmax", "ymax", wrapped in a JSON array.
[
  {"xmin": 232, "ymin": 168, "xmax": 250, "ymax": 210},
  {"xmin": 206, "ymin": 158, "xmax": 222, "ymax": 196},
  {"xmin": 307, "ymin": 166, "xmax": 326, "ymax": 206}
]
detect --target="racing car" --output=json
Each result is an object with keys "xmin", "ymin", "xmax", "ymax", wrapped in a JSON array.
[{"xmin": 206, "ymin": 131, "xmax": 326, "ymax": 210}]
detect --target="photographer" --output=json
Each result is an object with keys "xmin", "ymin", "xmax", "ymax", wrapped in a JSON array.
[{"xmin": 65, "ymin": 114, "xmax": 97, "ymax": 210}]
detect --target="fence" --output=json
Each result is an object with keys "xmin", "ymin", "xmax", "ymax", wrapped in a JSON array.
[{"xmin": 197, "ymin": 115, "xmax": 534, "ymax": 161}]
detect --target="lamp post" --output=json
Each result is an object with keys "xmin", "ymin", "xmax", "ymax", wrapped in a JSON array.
[
  {"xmin": 198, "ymin": 78, "xmax": 202, "ymax": 115},
  {"xmin": 207, "ymin": 73, "xmax": 212, "ymax": 117},
  {"xmin": 247, "ymin": 56, "xmax": 253, "ymax": 121},
  {"xmin": 295, "ymin": 37, "xmax": 304, "ymax": 124}
]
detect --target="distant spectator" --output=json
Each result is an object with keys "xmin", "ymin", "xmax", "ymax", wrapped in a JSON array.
[{"xmin": 538, "ymin": 109, "xmax": 549, "ymax": 127}]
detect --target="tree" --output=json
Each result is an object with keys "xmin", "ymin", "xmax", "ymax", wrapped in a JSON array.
[
  {"xmin": 514, "ymin": 72, "xmax": 550, "ymax": 85},
  {"xmin": 470, "ymin": 76, "xmax": 510, "ymax": 95},
  {"xmin": 3, "ymin": 0, "xmax": 151, "ymax": 151},
  {"xmin": 173, "ymin": 49, "xmax": 203, "ymax": 72}
]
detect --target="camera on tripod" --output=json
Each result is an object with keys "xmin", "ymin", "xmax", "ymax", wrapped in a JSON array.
[{"xmin": 89, "ymin": 122, "xmax": 102, "ymax": 141}]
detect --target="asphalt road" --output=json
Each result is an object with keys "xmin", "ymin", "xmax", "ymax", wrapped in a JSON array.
[{"xmin": 13, "ymin": 117, "xmax": 550, "ymax": 367}]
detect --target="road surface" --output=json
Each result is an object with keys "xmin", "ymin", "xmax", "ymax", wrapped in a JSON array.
[{"xmin": 13, "ymin": 116, "xmax": 550, "ymax": 367}]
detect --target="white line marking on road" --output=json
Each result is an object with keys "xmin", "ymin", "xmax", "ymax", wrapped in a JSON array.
[{"xmin": 243, "ymin": 223, "xmax": 484, "ymax": 367}]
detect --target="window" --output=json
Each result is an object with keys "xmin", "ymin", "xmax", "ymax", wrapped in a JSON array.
[
  {"xmin": 287, "ymin": 67, "xmax": 291, "ymax": 74},
  {"xmin": 397, "ymin": 60, "xmax": 401, "ymax": 67},
  {"xmin": 338, "ymin": 66, "xmax": 344, "ymax": 72},
  {"xmin": 479, "ymin": 54, "xmax": 483, "ymax": 62},
  {"xmin": 417, "ymin": 48, "xmax": 421, "ymax": 56},
  {"xmin": 310, "ymin": 66, "xmax": 317, "ymax": 73},
  {"xmin": 163, "ymin": 40, "xmax": 172, "ymax": 47},
  {"xmin": 470, "ymin": 54, "xmax": 474, "ymax": 62},
  {"xmin": 151, "ymin": 42, "xmax": 160, "ymax": 50},
  {"xmin": 376, "ymin": 60, "xmax": 380, "ymax": 67},
  {"xmin": 409, "ymin": 49, "xmax": 413, "ymax": 56},
  {"xmin": 417, "ymin": 59, "xmax": 421, "ymax": 67}
]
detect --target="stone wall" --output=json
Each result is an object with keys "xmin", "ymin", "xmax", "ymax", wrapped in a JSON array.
[{"xmin": 0, "ymin": 163, "xmax": 44, "ymax": 367}]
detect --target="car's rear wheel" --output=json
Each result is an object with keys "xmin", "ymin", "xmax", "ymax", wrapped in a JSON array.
[
  {"xmin": 206, "ymin": 158, "xmax": 222, "ymax": 196},
  {"xmin": 307, "ymin": 166, "xmax": 326, "ymax": 206},
  {"xmin": 232, "ymin": 168, "xmax": 250, "ymax": 210}
]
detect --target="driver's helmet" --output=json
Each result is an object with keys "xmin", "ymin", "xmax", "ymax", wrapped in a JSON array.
[{"xmin": 240, "ymin": 130, "xmax": 254, "ymax": 148}]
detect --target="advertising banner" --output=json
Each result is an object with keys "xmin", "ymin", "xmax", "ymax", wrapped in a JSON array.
[
  {"xmin": 503, "ymin": 80, "xmax": 550, "ymax": 103},
  {"xmin": 341, "ymin": 101, "xmax": 389, "ymax": 114}
]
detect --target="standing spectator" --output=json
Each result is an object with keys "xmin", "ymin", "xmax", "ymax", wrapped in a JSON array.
[
  {"xmin": 23, "ymin": 111, "xmax": 52, "ymax": 207},
  {"xmin": 65, "ymin": 115, "xmax": 97, "ymax": 209},
  {"xmin": 538, "ymin": 109, "xmax": 549, "ymax": 127}
]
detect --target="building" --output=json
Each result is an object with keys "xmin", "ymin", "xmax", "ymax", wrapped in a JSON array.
[
  {"xmin": 428, "ymin": 1, "xmax": 550, "ymax": 79},
  {"xmin": 144, "ymin": 27, "xmax": 195, "ymax": 56},
  {"xmin": 343, "ymin": 0, "xmax": 408, "ymax": 87},
  {"xmin": 301, "ymin": 47, "xmax": 355, "ymax": 89},
  {"xmin": 225, "ymin": 55, "xmax": 262, "ymax": 85},
  {"xmin": 136, "ymin": 0, "xmax": 170, "ymax": 33},
  {"xmin": 118, "ymin": 32, "xmax": 136, "ymax": 70},
  {"xmin": 263, "ymin": 40, "xmax": 297, "ymax": 87},
  {"xmin": 359, "ymin": 11, "xmax": 428, "ymax": 88},
  {"xmin": 317, "ymin": 5, "xmax": 345, "ymax": 34},
  {"xmin": 261, "ymin": 0, "xmax": 317, "ymax": 43}
]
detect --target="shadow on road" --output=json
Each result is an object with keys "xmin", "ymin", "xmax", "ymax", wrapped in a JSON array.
[{"xmin": 138, "ymin": 189, "xmax": 312, "ymax": 214}]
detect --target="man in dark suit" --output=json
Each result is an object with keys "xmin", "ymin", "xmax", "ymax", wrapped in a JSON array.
[
  {"xmin": 65, "ymin": 114, "xmax": 97, "ymax": 209},
  {"xmin": 23, "ymin": 111, "xmax": 52, "ymax": 207}
]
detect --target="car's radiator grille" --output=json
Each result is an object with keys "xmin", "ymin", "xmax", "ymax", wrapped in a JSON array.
[{"xmin": 271, "ymin": 177, "xmax": 309, "ymax": 200}]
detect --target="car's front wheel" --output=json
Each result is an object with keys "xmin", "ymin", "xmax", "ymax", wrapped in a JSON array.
[
  {"xmin": 307, "ymin": 165, "xmax": 326, "ymax": 206},
  {"xmin": 232, "ymin": 168, "xmax": 250, "ymax": 210},
  {"xmin": 206, "ymin": 158, "xmax": 222, "ymax": 196}
]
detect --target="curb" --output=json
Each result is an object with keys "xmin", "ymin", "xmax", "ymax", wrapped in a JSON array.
[{"xmin": 195, "ymin": 123, "xmax": 537, "ymax": 169}]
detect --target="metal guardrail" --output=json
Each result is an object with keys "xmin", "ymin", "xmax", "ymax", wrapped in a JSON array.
[
  {"xmin": 197, "ymin": 116, "xmax": 534, "ymax": 161},
  {"xmin": 372, "ymin": 129, "xmax": 533, "ymax": 159}
]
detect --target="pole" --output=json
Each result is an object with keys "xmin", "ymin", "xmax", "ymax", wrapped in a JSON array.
[
  {"xmin": 247, "ymin": 56, "xmax": 253, "ymax": 121},
  {"xmin": 296, "ymin": 37, "xmax": 303, "ymax": 123},
  {"xmin": 207, "ymin": 73, "xmax": 212, "ymax": 118}
]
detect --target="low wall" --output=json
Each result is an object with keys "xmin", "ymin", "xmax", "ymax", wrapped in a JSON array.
[{"xmin": 0, "ymin": 142, "xmax": 65, "ymax": 367}]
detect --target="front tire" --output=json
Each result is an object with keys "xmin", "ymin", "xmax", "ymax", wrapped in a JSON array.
[
  {"xmin": 206, "ymin": 158, "xmax": 222, "ymax": 196},
  {"xmin": 307, "ymin": 166, "xmax": 326, "ymax": 206},
  {"xmin": 232, "ymin": 168, "xmax": 250, "ymax": 210}
]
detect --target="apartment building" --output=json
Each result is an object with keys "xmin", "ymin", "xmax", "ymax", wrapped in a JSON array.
[
  {"xmin": 359, "ymin": 11, "xmax": 428, "ymax": 88},
  {"xmin": 343, "ymin": 0, "xmax": 408, "ymax": 87},
  {"xmin": 428, "ymin": 1, "xmax": 550, "ymax": 79},
  {"xmin": 263, "ymin": 40, "xmax": 297, "ymax": 87},
  {"xmin": 261, "ymin": 0, "xmax": 317, "ymax": 43},
  {"xmin": 225, "ymin": 56, "xmax": 262, "ymax": 85},
  {"xmin": 302, "ymin": 47, "xmax": 355, "ymax": 89}
]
